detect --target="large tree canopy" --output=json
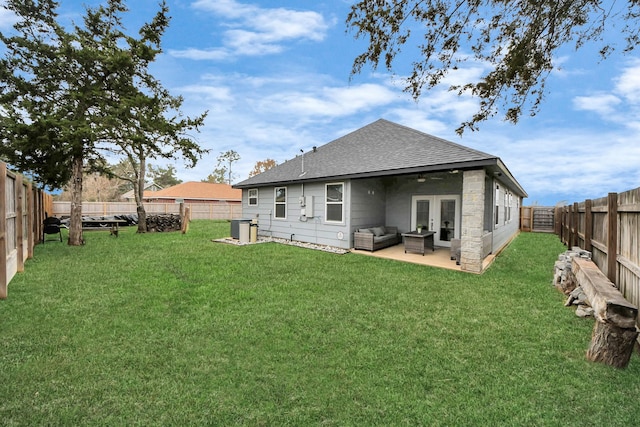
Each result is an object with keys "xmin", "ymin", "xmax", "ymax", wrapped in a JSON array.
[
  {"xmin": 347, "ymin": 0, "xmax": 640, "ymax": 133},
  {"xmin": 0, "ymin": 0, "xmax": 206, "ymax": 243},
  {"xmin": 148, "ymin": 164, "xmax": 181, "ymax": 188},
  {"xmin": 105, "ymin": 62, "xmax": 207, "ymax": 233},
  {"xmin": 0, "ymin": 0, "xmax": 140, "ymax": 244}
]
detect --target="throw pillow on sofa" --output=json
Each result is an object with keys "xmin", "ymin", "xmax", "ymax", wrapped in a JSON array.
[{"xmin": 372, "ymin": 226, "xmax": 386, "ymax": 236}]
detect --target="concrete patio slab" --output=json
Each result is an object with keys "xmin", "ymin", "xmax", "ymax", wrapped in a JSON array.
[{"xmin": 351, "ymin": 243, "xmax": 496, "ymax": 272}]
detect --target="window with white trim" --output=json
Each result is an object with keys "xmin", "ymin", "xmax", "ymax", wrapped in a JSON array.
[
  {"xmin": 495, "ymin": 184, "xmax": 500, "ymax": 226},
  {"xmin": 325, "ymin": 182, "xmax": 344, "ymax": 223},
  {"xmin": 274, "ymin": 187, "xmax": 287, "ymax": 219},
  {"xmin": 504, "ymin": 192, "xmax": 508, "ymax": 224},
  {"xmin": 248, "ymin": 188, "xmax": 258, "ymax": 206}
]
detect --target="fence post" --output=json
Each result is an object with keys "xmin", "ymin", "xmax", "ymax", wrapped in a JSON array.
[
  {"xmin": 607, "ymin": 192, "xmax": 618, "ymax": 283},
  {"xmin": 560, "ymin": 206, "xmax": 567, "ymax": 245},
  {"xmin": 559, "ymin": 207, "xmax": 565, "ymax": 243},
  {"xmin": 27, "ymin": 182, "xmax": 34, "ymax": 259},
  {"xmin": 36, "ymin": 190, "xmax": 44, "ymax": 244},
  {"xmin": 567, "ymin": 204, "xmax": 573, "ymax": 247},
  {"xmin": 584, "ymin": 199, "xmax": 592, "ymax": 253},
  {"xmin": 16, "ymin": 174, "xmax": 24, "ymax": 273},
  {"xmin": 520, "ymin": 206, "xmax": 530, "ymax": 232},
  {"xmin": 34, "ymin": 188, "xmax": 40, "ymax": 246},
  {"xmin": 567, "ymin": 206, "xmax": 572, "ymax": 245},
  {"xmin": 573, "ymin": 202, "xmax": 579, "ymax": 247},
  {"xmin": 0, "ymin": 162, "xmax": 7, "ymax": 299}
]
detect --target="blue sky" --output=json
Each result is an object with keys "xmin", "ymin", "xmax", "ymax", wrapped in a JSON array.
[{"xmin": 2, "ymin": 0, "xmax": 640, "ymax": 206}]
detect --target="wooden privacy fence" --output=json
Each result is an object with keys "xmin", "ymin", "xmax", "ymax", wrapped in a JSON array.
[
  {"xmin": 53, "ymin": 201, "xmax": 244, "ymax": 220},
  {"xmin": 1, "ymin": 161, "xmax": 52, "ymax": 299},
  {"xmin": 557, "ymin": 187, "xmax": 640, "ymax": 325},
  {"xmin": 520, "ymin": 206, "xmax": 556, "ymax": 232}
]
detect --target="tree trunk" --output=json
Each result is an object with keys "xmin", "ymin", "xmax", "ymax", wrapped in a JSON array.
[
  {"xmin": 68, "ymin": 155, "xmax": 84, "ymax": 246},
  {"xmin": 135, "ymin": 155, "xmax": 148, "ymax": 233},
  {"xmin": 137, "ymin": 204, "xmax": 147, "ymax": 233},
  {"xmin": 586, "ymin": 322, "xmax": 638, "ymax": 368}
]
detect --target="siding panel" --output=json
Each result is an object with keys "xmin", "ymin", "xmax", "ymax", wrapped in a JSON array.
[{"xmin": 245, "ymin": 183, "xmax": 352, "ymax": 249}]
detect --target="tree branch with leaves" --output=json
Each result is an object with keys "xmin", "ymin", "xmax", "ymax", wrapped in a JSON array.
[
  {"xmin": 347, "ymin": 0, "xmax": 640, "ymax": 133},
  {"xmin": 249, "ymin": 158, "xmax": 277, "ymax": 177},
  {"xmin": 212, "ymin": 150, "xmax": 240, "ymax": 185}
]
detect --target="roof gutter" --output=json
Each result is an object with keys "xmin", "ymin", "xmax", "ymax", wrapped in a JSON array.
[{"xmin": 234, "ymin": 157, "xmax": 528, "ymax": 198}]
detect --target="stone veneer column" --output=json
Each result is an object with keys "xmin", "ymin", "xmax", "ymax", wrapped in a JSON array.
[{"xmin": 460, "ymin": 169, "xmax": 485, "ymax": 273}]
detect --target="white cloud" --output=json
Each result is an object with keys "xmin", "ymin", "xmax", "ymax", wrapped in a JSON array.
[
  {"xmin": 389, "ymin": 110, "xmax": 449, "ymax": 135},
  {"xmin": 177, "ymin": 84, "xmax": 234, "ymax": 102},
  {"xmin": 256, "ymin": 83, "xmax": 399, "ymax": 118},
  {"xmin": 250, "ymin": 8, "xmax": 327, "ymax": 42},
  {"xmin": 573, "ymin": 93, "xmax": 621, "ymax": 115},
  {"xmin": 571, "ymin": 59, "xmax": 640, "ymax": 131},
  {"xmin": 381, "ymin": 63, "xmax": 486, "ymax": 124},
  {"xmin": 223, "ymin": 30, "xmax": 286, "ymax": 55},
  {"xmin": 614, "ymin": 59, "xmax": 640, "ymax": 104},
  {"xmin": 169, "ymin": 47, "xmax": 230, "ymax": 61},
  {"xmin": 470, "ymin": 128, "xmax": 640, "ymax": 204},
  {"xmin": 440, "ymin": 64, "xmax": 486, "ymax": 88},
  {"xmin": 191, "ymin": 0, "xmax": 254, "ymax": 18},
  {"xmin": 180, "ymin": 0, "xmax": 330, "ymax": 60},
  {"xmin": 0, "ymin": 2, "xmax": 18, "ymax": 29}
]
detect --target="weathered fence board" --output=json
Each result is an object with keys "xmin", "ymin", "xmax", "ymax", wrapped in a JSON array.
[
  {"xmin": 520, "ymin": 206, "xmax": 556, "ymax": 233},
  {"xmin": 2, "ymin": 161, "xmax": 51, "ymax": 299},
  {"xmin": 1, "ymin": 162, "xmax": 7, "ymax": 299},
  {"xmin": 520, "ymin": 206, "xmax": 532, "ymax": 232},
  {"xmin": 53, "ymin": 201, "xmax": 243, "ymax": 220}
]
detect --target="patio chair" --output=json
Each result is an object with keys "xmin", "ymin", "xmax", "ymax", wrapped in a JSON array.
[
  {"xmin": 450, "ymin": 238, "xmax": 461, "ymax": 265},
  {"xmin": 43, "ymin": 215, "xmax": 63, "ymax": 243}
]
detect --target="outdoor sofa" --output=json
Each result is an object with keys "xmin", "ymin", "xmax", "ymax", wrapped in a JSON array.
[{"xmin": 353, "ymin": 226, "xmax": 400, "ymax": 251}]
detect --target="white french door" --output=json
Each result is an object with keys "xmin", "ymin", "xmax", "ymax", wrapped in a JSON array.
[{"xmin": 411, "ymin": 195, "xmax": 461, "ymax": 247}]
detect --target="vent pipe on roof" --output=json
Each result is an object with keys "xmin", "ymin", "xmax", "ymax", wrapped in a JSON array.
[{"xmin": 299, "ymin": 149, "xmax": 306, "ymax": 177}]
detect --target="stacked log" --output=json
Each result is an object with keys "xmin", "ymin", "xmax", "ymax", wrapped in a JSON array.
[{"xmin": 146, "ymin": 214, "xmax": 182, "ymax": 232}]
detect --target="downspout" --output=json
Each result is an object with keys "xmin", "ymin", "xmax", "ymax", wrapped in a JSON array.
[{"xmin": 491, "ymin": 175, "xmax": 496, "ymax": 253}]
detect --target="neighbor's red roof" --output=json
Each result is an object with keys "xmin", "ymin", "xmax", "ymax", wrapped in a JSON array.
[{"xmin": 151, "ymin": 181, "xmax": 241, "ymax": 201}]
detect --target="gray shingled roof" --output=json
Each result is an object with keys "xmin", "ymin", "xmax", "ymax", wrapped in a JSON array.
[{"xmin": 235, "ymin": 119, "xmax": 523, "ymax": 195}]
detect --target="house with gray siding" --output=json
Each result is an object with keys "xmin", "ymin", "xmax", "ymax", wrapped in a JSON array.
[{"xmin": 233, "ymin": 119, "xmax": 527, "ymax": 273}]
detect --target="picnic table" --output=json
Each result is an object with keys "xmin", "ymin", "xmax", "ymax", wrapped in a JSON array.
[{"xmin": 82, "ymin": 219, "xmax": 128, "ymax": 237}]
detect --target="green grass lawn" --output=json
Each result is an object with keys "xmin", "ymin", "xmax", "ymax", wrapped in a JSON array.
[{"xmin": 1, "ymin": 221, "xmax": 639, "ymax": 426}]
